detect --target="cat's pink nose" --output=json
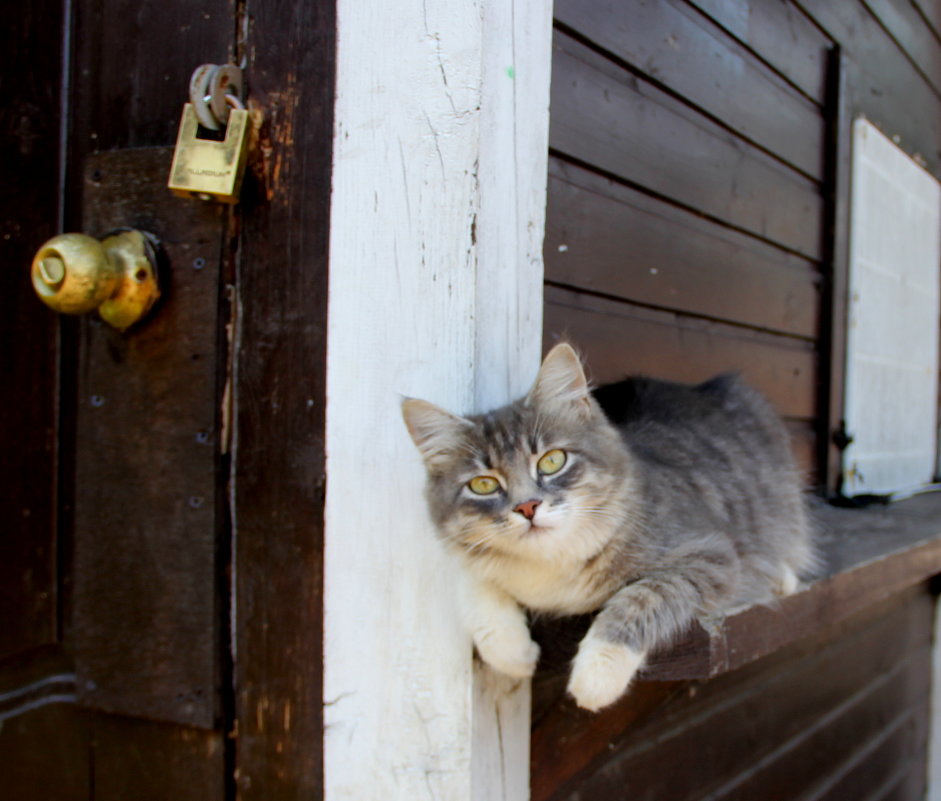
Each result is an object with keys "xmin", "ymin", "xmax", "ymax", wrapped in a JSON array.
[{"xmin": 514, "ymin": 499, "xmax": 542, "ymax": 520}]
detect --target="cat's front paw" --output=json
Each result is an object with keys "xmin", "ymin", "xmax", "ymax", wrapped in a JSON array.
[
  {"xmin": 568, "ymin": 636, "xmax": 645, "ymax": 712},
  {"xmin": 473, "ymin": 625, "xmax": 541, "ymax": 679}
]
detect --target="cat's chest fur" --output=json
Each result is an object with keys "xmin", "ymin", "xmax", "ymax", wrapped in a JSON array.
[{"xmin": 479, "ymin": 554, "xmax": 616, "ymax": 615}]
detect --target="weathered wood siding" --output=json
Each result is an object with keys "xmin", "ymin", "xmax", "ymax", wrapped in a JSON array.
[
  {"xmin": 543, "ymin": 0, "xmax": 941, "ymax": 486},
  {"xmin": 544, "ymin": 0, "xmax": 828, "ymax": 480},
  {"xmin": 536, "ymin": 1, "xmax": 941, "ymax": 799},
  {"xmin": 535, "ymin": 587, "xmax": 932, "ymax": 801}
]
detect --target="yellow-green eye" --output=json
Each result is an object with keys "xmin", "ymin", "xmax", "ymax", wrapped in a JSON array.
[
  {"xmin": 468, "ymin": 476, "xmax": 500, "ymax": 495},
  {"xmin": 537, "ymin": 448, "xmax": 567, "ymax": 475}
]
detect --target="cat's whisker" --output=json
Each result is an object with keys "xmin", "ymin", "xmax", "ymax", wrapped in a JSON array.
[{"xmin": 402, "ymin": 343, "xmax": 815, "ymax": 712}]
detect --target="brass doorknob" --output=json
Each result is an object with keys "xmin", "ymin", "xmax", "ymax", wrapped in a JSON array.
[{"xmin": 31, "ymin": 229, "xmax": 161, "ymax": 331}]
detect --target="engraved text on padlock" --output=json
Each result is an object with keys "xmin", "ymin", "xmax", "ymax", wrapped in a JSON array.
[{"xmin": 168, "ymin": 103, "xmax": 250, "ymax": 204}]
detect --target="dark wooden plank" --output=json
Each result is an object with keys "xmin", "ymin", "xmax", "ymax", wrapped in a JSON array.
[
  {"xmin": 864, "ymin": 0, "xmax": 941, "ymax": 97},
  {"xmin": 810, "ymin": 702, "xmax": 929, "ymax": 801},
  {"xmin": 69, "ymin": 0, "xmax": 232, "ymax": 155},
  {"xmin": 70, "ymin": 149, "xmax": 226, "ymax": 729},
  {"xmin": 92, "ymin": 713, "xmax": 225, "ymax": 801},
  {"xmin": 865, "ymin": 755, "xmax": 929, "ymax": 801},
  {"xmin": 545, "ymin": 158, "xmax": 822, "ymax": 339},
  {"xmin": 533, "ymin": 588, "xmax": 931, "ymax": 801},
  {"xmin": 554, "ymin": 0, "xmax": 825, "ymax": 178},
  {"xmin": 912, "ymin": 0, "xmax": 941, "ymax": 41},
  {"xmin": 0, "ymin": 0, "xmax": 62, "ymax": 661},
  {"xmin": 544, "ymin": 284, "xmax": 818, "ymax": 420},
  {"xmin": 531, "ymin": 680, "xmax": 684, "ymax": 801},
  {"xmin": 688, "ymin": 0, "xmax": 833, "ymax": 102},
  {"xmin": 688, "ymin": 595, "xmax": 930, "ymax": 801},
  {"xmin": 550, "ymin": 30, "xmax": 825, "ymax": 259},
  {"xmin": 797, "ymin": 0, "xmax": 941, "ymax": 175},
  {"xmin": 232, "ymin": 1, "xmax": 334, "ymax": 797},
  {"xmin": 0, "ymin": 703, "xmax": 89, "ymax": 800},
  {"xmin": 711, "ymin": 648, "xmax": 931, "ymax": 801}
]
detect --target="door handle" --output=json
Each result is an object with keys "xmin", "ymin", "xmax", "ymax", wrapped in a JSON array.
[{"xmin": 31, "ymin": 229, "xmax": 161, "ymax": 331}]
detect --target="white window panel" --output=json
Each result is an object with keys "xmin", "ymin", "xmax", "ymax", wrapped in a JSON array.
[{"xmin": 843, "ymin": 118, "xmax": 941, "ymax": 496}]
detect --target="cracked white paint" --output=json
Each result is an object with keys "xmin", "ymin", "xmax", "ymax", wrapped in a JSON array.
[{"xmin": 324, "ymin": 2, "xmax": 552, "ymax": 799}]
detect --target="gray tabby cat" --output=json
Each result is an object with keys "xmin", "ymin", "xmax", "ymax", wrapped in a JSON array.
[{"xmin": 402, "ymin": 343, "xmax": 816, "ymax": 711}]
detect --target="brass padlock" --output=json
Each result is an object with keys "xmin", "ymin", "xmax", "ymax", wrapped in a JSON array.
[{"xmin": 168, "ymin": 102, "xmax": 249, "ymax": 203}]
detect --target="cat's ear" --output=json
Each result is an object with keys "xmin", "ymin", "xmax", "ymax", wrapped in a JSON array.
[
  {"xmin": 527, "ymin": 343, "xmax": 592, "ymax": 414},
  {"xmin": 402, "ymin": 398, "xmax": 473, "ymax": 465}
]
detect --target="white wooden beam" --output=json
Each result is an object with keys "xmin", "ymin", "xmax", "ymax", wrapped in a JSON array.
[{"xmin": 324, "ymin": 2, "xmax": 552, "ymax": 799}]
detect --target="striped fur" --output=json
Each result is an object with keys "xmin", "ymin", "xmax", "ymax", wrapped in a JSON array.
[{"xmin": 402, "ymin": 344, "xmax": 816, "ymax": 710}]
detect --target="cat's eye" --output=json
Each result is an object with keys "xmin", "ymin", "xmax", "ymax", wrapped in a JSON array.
[
  {"xmin": 537, "ymin": 448, "xmax": 567, "ymax": 475},
  {"xmin": 468, "ymin": 475, "xmax": 500, "ymax": 495}
]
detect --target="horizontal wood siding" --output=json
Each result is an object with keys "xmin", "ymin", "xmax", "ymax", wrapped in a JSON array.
[
  {"xmin": 544, "ymin": 286, "xmax": 817, "ymax": 419},
  {"xmin": 545, "ymin": 0, "xmax": 827, "ymax": 484},
  {"xmin": 545, "ymin": 161, "xmax": 821, "ymax": 340},
  {"xmin": 550, "ymin": 31, "xmax": 824, "ymax": 259},
  {"xmin": 538, "ymin": 1, "xmax": 941, "ymax": 799},
  {"xmin": 555, "ymin": 1, "xmax": 826, "ymax": 179},
  {"xmin": 688, "ymin": 0, "xmax": 832, "ymax": 102},
  {"xmin": 797, "ymin": 0, "xmax": 941, "ymax": 172},
  {"xmin": 533, "ymin": 588, "xmax": 932, "ymax": 801}
]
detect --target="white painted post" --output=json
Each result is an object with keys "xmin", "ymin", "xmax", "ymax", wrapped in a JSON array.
[{"xmin": 323, "ymin": 2, "xmax": 552, "ymax": 800}]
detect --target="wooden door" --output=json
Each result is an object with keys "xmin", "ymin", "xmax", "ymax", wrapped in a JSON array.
[{"xmin": 0, "ymin": 2, "xmax": 331, "ymax": 798}]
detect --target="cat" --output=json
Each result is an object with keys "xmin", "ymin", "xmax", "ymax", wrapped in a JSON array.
[{"xmin": 401, "ymin": 343, "xmax": 816, "ymax": 711}]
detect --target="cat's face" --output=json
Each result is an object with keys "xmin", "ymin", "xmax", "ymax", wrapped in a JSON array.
[{"xmin": 403, "ymin": 344, "xmax": 632, "ymax": 565}]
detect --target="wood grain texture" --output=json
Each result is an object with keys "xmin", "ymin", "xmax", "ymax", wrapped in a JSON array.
[
  {"xmin": 798, "ymin": 0, "xmax": 941, "ymax": 174},
  {"xmin": 864, "ymin": 0, "xmax": 941, "ymax": 97},
  {"xmin": 913, "ymin": 0, "xmax": 941, "ymax": 40},
  {"xmin": 70, "ymin": 149, "xmax": 226, "ymax": 729},
  {"xmin": 554, "ymin": 0, "xmax": 825, "ymax": 178},
  {"xmin": 91, "ymin": 713, "xmax": 225, "ymax": 801},
  {"xmin": 69, "ymin": 0, "xmax": 232, "ymax": 156},
  {"xmin": 544, "ymin": 284, "xmax": 818, "ymax": 420},
  {"xmin": 323, "ymin": 1, "xmax": 551, "ymax": 799},
  {"xmin": 532, "ymin": 3, "xmax": 941, "ymax": 799},
  {"xmin": 0, "ymin": 703, "xmax": 89, "ymax": 801},
  {"xmin": 544, "ymin": 158, "xmax": 822, "ymax": 339},
  {"xmin": 0, "ymin": 0, "xmax": 62, "ymax": 661},
  {"xmin": 232, "ymin": 0, "xmax": 334, "ymax": 797},
  {"xmin": 688, "ymin": 0, "xmax": 833, "ymax": 103},
  {"xmin": 472, "ymin": 4, "xmax": 553, "ymax": 799},
  {"xmin": 707, "ymin": 650, "xmax": 930, "ymax": 801},
  {"xmin": 549, "ymin": 29, "xmax": 824, "ymax": 259},
  {"xmin": 533, "ymin": 587, "xmax": 933, "ymax": 801}
]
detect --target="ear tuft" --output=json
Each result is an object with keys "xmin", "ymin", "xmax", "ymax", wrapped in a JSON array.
[
  {"xmin": 527, "ymin": 343, "xmax": 591, "ymax": 410},
  {"xmin": 401, "ymin": 398, "xmax": 472, "ymax": 464}
]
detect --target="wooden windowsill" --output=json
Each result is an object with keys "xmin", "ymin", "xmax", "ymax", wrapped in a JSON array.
[
  {"xmin": 532, "ymin": 491, "xmax": 941, "ymax": 684},
  {"xmin": 641, "ymin": 490, "xmax": 941, "ymax": 681}
]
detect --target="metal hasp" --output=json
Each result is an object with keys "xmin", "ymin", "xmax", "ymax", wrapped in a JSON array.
[
  {"xmin": 31, "ymin": 229, "xmax": 161, "ymax": 331},
  {"xmin": 167, "ymin": 102, "xmax": 250, "ymax": 203}
]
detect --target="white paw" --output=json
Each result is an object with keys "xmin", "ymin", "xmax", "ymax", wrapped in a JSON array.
[
  {"xmin": 775, "ymin": 565, "xmax": 799, "ymax": 596},
  {"xmin": 567, "ymin": 636, "xmax": 645, "ymax": 712},
  {"xmin": 473, "ymin": 625, "xmax": 540, "ymax": 679}
]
